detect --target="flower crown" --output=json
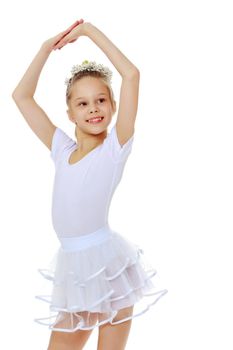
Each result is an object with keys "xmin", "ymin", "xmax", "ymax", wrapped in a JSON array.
[{"xmin": 65, "ymin": 60, "xmax": 113, "ymax": 89}]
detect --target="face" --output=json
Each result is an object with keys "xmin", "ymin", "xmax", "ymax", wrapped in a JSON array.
[{"xmin": 67, "ymin": 76, "xmax": 116, "ymax": 135}]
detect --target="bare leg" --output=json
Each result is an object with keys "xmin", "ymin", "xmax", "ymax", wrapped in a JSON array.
[
  {"xmin": 97, "ymin": 306, "xmax": 134, "ymax": 350},
  {"xmin": 47, "ymin": 329, "xmax": 94, "ymax": 350},
  {"xmin": 47, "ymin": 311, "xmax": 98, "ymax": 350}
]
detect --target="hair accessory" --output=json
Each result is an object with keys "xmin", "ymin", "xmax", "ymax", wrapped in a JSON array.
[{"xmin": 65, "ymin": 60, "xmax": 113, "ymax": 87}]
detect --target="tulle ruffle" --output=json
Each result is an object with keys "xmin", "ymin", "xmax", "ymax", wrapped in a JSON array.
[{"xmin": 34, "ymin": 228, "xmax": 168, "ymax": 332}]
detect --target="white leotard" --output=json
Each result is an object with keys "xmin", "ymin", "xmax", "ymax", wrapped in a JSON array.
[
  {"xmin": 50, "ymin": 123, "xmax": 134, "ymax": 238},
  {"xmin": 35, "ymin": 123, "xmax": 168, "ymax": 332}
]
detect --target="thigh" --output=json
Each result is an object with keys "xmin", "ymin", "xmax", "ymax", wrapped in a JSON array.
[
  {"xmin": 111, "ymin": 305, "xmax": 134, "ymax": 323},
  {"xmin": 47, "ymin": 311, "xmax": 98, "ymax": 350},
  {"xmin": 48, "ymin": 329, "xmax": 94, "ymax": 350},
  {"xmin": 97, "ymin": 306, "xmax": 134, "ymax": 350}
]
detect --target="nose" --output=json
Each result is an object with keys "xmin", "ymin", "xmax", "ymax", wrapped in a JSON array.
[{"xmin": 89, "ymin": 102, "xmax": 100, "ymax": 114}]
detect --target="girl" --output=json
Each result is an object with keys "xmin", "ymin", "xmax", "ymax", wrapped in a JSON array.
[{"xmin": 12, "ymin": 19, "xmax": 168, "ymax": 350}]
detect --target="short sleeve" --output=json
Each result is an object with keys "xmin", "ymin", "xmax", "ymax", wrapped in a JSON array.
[
  {"xmin": 105, "ymin": 124, "xmax": 134, "ymax": 163},
  {"xmin": 50, "ymin": 127, "xmax": 75, "ymax": 164}
]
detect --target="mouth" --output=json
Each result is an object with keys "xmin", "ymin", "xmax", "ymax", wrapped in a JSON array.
[{"xmin": 86, "ymin": 116, "xmax": 104, "ymax": 124}]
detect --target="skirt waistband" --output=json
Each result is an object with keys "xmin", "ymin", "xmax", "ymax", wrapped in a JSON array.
[{"xmin": 58, "ymin": 224, "xmax": 112, "ymax": 252}]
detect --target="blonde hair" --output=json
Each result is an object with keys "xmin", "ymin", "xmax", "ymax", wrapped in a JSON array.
[
  {"xmin": 66, "ymin": 70, "xmax": 116, "ymax": 139},
  {"xmin": 66, "ymin": 70, "xmax": 115, "ymax": 109}
]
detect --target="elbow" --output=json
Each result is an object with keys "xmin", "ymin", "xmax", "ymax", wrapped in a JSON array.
[
  {"xmin": 131, "ymin": 68, "xmax": 140, "ymax": 79},
  {"xmin": 124, "ymin": 67, "xmax": 140, "ymax": 80},
  {"xmin": 12, "ymin": 90, "xmax": 20, "ymax": 101},
  {"xmin": 12, "ymin": 91, "xmax": 31, "ymax": 101},
  {"xmin": 132, "ymin": 67, "xmax": 140, "ymax": 76}
]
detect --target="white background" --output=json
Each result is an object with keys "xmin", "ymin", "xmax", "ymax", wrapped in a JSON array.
[{"xmin": 1, "ymin": 0, "xmax": 233, "ymax": 349}]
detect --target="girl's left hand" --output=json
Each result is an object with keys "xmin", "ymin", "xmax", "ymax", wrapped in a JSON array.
[
  {"xmin": 41, "ymin": 19, "xmax": 84, "ymax": 53},
  {"xmin": 53, "ymin": 20, "xmax": 88, "ymax": 50}
]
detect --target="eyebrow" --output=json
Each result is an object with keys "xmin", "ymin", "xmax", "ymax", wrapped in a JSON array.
[{"xmin": 74, "ymin": 93, "xmax": 107, "ymax": 101}]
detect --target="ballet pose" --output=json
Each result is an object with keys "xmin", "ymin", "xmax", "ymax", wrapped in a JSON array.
[{"xmin": 12, "ymin": 19, "xmax": 167, "ymax": 350}]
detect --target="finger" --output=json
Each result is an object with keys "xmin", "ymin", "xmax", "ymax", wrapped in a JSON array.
[
  {"xmin": 64, "ymin": 19, "xmax": 80, "ymax": 35},
  {"xmin": 59, "ymin": 23, "xmax": 78, "ymax": 41},
  {"xmin": 53, "ymin": 18, "xmax": 84, "ymax": 49},
  {"xmin": 54, "ymin": 37, "xmax": 70, "ymax": 50},
  {"xmin": 54, "ymin": 19, "xmax": 82, "ymax": 47},
  {"xmin": 55, "ymin": 20, "xmax": 80, "ymax": 43},
  {"xmin": 58, "ymin": 37, "xmax": 77, "ymax": 48},
  {"xmin": 54, "ymin": 38, "xmax": 76, "ymax": 51},
  {"xmin": 63, "ymin": 18, "xmax": 84, "ymax": 36},
  {"xmin": 53, "ymin": 30, "xmax": 73, "ymax": 47}
]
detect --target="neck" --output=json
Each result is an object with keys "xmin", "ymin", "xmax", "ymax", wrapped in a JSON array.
[{"xmin": 75, "ymin": 127, "xmax": 107, "ymax": 152}]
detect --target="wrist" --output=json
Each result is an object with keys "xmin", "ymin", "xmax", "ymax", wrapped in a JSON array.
[
  {"xmin": 40, "ymin": 42, "xmax": 53, "ymax": 55},
  {"xmin": 82, "ymin": 22, "xmax": 93, "ymax": 36}
]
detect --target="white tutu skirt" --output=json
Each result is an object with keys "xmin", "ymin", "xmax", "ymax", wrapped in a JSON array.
[{"xmin": 35, "ymin": 224, "xmax": 168, "ymax": 332}]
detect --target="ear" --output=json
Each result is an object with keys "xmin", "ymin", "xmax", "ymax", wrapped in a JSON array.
[
  {"xmin": 112, "ymin": 100, "xmax": 117, "ymax": 115},
  {"xmin": 66, "ymin": 109, "xmax": 75, "ymax": 123}
]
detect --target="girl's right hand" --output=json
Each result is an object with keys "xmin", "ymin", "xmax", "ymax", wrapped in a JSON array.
[{"xmin": 41, "ymin": 19, "xmax": 84, "ymax": 53}]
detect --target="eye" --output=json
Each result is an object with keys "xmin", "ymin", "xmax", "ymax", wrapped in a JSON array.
[{"xmin": 78, "ymin": 98, "xmax": 105, "ymax": 107}]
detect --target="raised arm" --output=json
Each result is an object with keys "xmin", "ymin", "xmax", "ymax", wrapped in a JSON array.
[
  {"xmin": 12, "ymin": 20, "xmax": 83, "ymax": 150},
  {"xmin": 85, "ymin": 23, "xmax": 140, "ymax": 146},
  {"xmin": 12, "ymin": 46, "xmax": 56, "ymax": 150},
  {"xmin": 54, "ymin": 22, "xmax": 140, "ymax": 146}
]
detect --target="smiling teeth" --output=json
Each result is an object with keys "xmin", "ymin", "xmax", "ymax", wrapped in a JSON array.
[{"xmin": 88, "ymin": 117, "xmax": 103, "ymax": 123}]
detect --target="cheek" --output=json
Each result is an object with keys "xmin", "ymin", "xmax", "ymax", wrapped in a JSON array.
[{"xmin": 105, "ymin": 103, "xmax": 113, "ymax": 112}]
